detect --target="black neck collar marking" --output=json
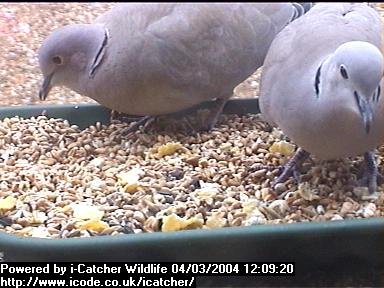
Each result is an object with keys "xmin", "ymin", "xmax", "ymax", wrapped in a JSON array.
[{"xmin": 314, "ymin": 63, "xmax": 322, "ymax": 98}]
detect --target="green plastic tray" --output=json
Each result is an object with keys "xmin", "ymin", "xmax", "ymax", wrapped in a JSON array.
[{"xmin": 0, "ymin": 99, "xmax": 383, "ymax": 286}]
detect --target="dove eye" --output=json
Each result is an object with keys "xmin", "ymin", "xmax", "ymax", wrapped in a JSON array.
[
  {"xmin": 340, "ymin": 65, "xmax": 348, "ymax": 79},
  {"xmin": 52, "ymin": 56, "xmax": 63, "ymax": 65}
]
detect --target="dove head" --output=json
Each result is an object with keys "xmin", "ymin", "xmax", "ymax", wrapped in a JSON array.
[
  {"xmin": 321, "ymin": 41, "xmax": 384, "ymax": 134},
  {"xmin": 38, "ymin": 24, "xmax": 107, "ymax": 100}
]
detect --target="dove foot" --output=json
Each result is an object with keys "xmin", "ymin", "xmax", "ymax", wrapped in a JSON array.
[
  {"xmin": 110, "ymin": 111, "xmax": 149, "ymax": 123},
  {"xmin": 119, "ymin": 115, "xmax": 155, "ymax": 136},
  {"xmin": 357, "ymin": 151, "xmax": 383, "ymax": 194},
  {"xmin": 272, "ymin": 148, "xmax": 311, "ymax": 188},
  {"xmin": 112, "ymin": 97, "xmax": 229, "ymax": 135},
  {"xmin": 0, "ymin": 216, "xmax": 12, "ymax": 226},
  {"xmin": 249, "ymin": 164, "xmax": 284, "ymax": 173},
  {"xmin": 116, "ymin": 113, "xmax": 198, "ymax": 136}
]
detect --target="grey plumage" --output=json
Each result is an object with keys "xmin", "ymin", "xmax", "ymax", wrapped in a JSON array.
[
  {"xmin": 38, "ymin": 3, "xmax": 309, "ymax": 130},
  {"xmin": 296, "ymin": 2, "xmax": 313, "ymax": 13},
  {"xmin": 259, "ymin": 3, "xmax": 384, "ymax": 193}
]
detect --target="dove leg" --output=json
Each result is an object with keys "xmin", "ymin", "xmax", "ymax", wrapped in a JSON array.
[
  {"xmin": 198, "ymin": 97, "xmax": 229, "ymax": 131},
  {"xmin": 272, "ymin": 148, "xmax": 311, "ymax": 187},
  {"xmin": 359, "ymin": 151, "xmax": 383, "ymax": 194}
]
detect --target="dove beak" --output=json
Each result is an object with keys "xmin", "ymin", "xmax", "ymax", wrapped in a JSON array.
[
  {"xmin": 39, "ymin": 72, "xmax": 54, "ymax": 101},
  {"xmin": 354, "ymin": 91, "xmax": 373, "ymax": 134}
]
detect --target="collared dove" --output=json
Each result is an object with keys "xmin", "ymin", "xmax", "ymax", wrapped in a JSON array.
[
  {"xmin": 259, "ymin": 3, "xmax": 384, "ymax": 194},
  {"xmin": 38, "ymin": 3, "xmax": 310, "ymax": 131}
]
